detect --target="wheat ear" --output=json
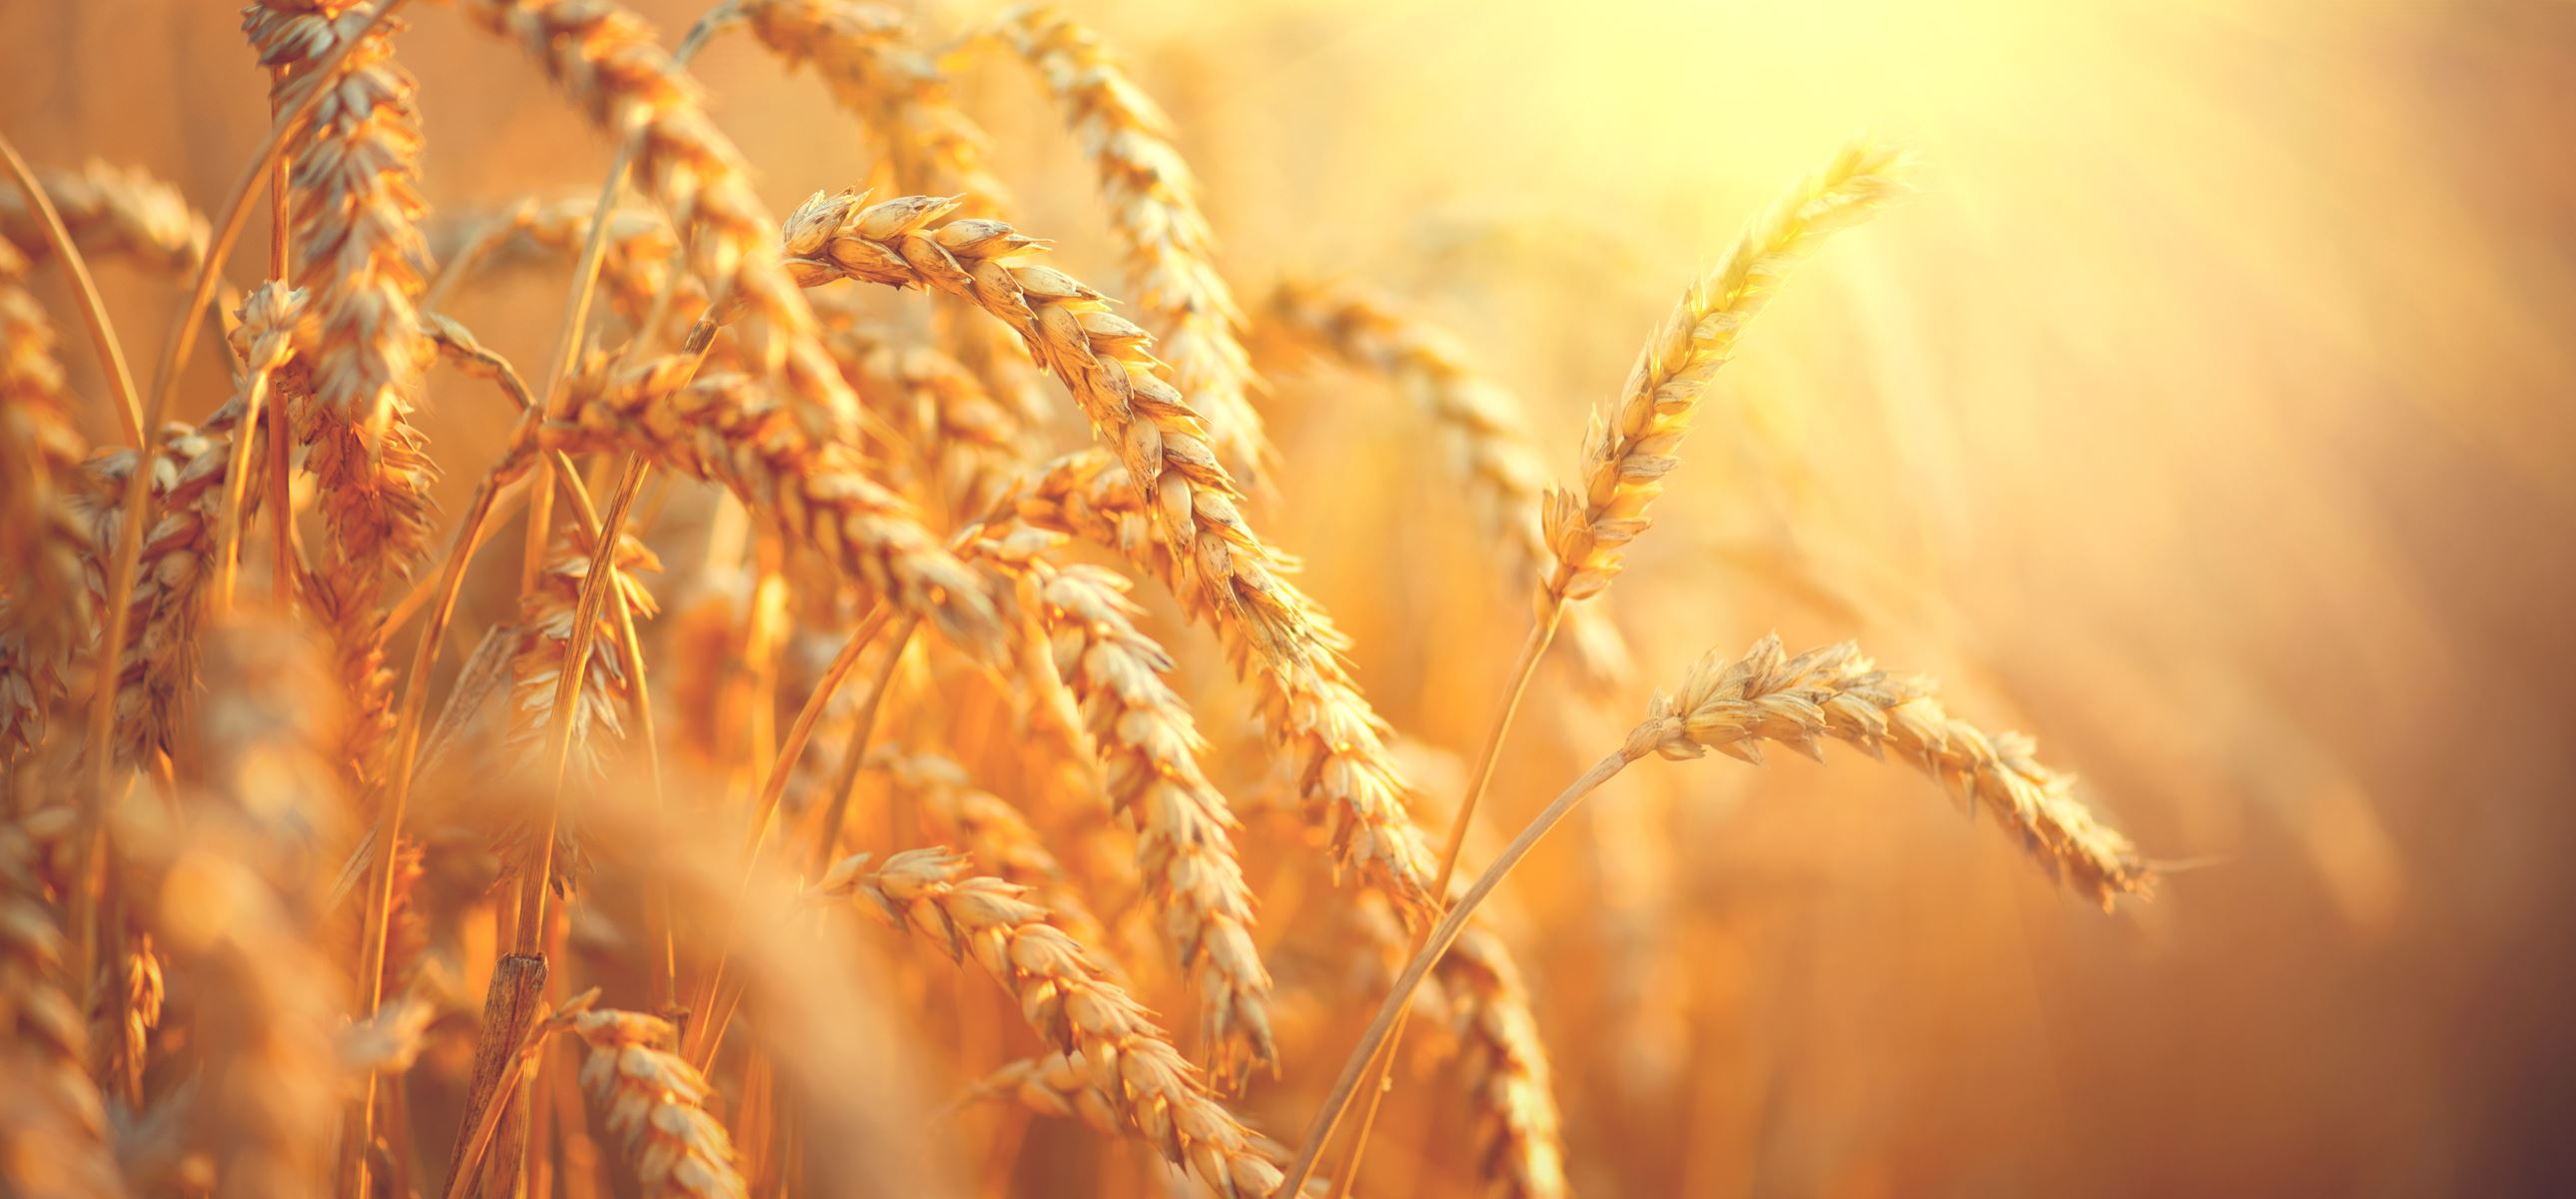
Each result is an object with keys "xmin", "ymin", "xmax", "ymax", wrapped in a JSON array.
[
  {"xmin": 0, "ymin": 240, "xmax": 92, "ymax": 665},
  {"xmin": 991, "ymin": 5, "xmax": 1271, "ymax": 479},
  {"xmin": 818, "ymin": 316, "xmax": 1024, "ymax": 517},
  {"xmin": 0, "ymin": 824, "xmax": 121, "ymax": 1199},
  {"xmin": 73, "ymin": 298, "xmax": 299, "ymax": 765},
  {"xmin": 434, "ymin": 197, "xmax": 696, "ymax": 340},
  {"xmin": 0, "ymin": 159, "xmax": 210, "ymax": 276},
  {"xmin": 737, "ymin": 0, "xmax": 1009, "ymax": 205},
  {"xmin": 1543, "ymin": 140, "xmax": 1910, "ymax": 602},
  {"xmin": 822, "ymin": 847, "xmax": 1285, "ymax": 1198},
  {"xmin": 976, "ymin": 528, "xmax": 1279, "ymax": 1083},
  {"xmin": 247, "ymin": 2, "xmax": 441, "ymax": 803},
  {"xmin": 876, "ymin": 748, "xmax": 1112, "ymax": 952},
  {"xmin": 119, "ymin": 616, "xmax": 349, "ymax": 1199},
  {"xmin": 556, "ymin": 1008, "xmax": 748, "ymax": 1199}
]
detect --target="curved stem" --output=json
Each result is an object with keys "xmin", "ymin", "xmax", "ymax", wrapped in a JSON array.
[
  {"xmin": 1278, "ymin": 743, "xmax": 1643, "ymax": 1197},
  {"xmin": 0, "ymin": 130, "xmax": 142, "ymax": 446}
]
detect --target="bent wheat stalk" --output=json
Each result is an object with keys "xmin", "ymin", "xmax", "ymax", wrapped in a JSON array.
[{"xmin": 1279, "ymin": 633, "xmax": 2152, "ymax": 1193}]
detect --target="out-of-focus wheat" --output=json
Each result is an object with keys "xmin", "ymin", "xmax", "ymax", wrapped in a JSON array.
[
  {"xmin": 0, "ymin": 161, "xmax": 209, "ymax": 276},
  {"xmin": 1268, "ymin": 277, "xmax": 1631, "ymax": 688},
  {"xmin": 821, "ymin": 847, "xmax": 1285, "ymax": 1198},
  {"xmin": 557, "ymin": 1008, "xmax": 747, "ymax": 1199}
]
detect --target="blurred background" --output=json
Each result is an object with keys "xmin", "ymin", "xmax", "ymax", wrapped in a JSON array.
[{"xmin": 7, "ymin": 0, "xmax": 2574, "ymax": 1193}]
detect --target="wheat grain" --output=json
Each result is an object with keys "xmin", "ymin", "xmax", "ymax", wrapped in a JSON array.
[
  {"xmin": 1543, "ymin": 140, "xmax": 1909, "ymax": 603},
  {"xmin": 821, "ymin": 847, "xmax": 1285, "ymax": 1198}
]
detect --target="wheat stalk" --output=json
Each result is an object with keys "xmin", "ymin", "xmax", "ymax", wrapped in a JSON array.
[
  {"xmin": 989, "ymin": 5, "xmax": 1269, "ymax": 480},
  {"xmin": 1284, "ymin": 633, "xmax": 2149, "ymax": 1193},
  {"xmin": 821, "ymin": 847, "xmax": 1285, "ymax": 1198},
  {"xmin": 0, "ymin": 160, "xmax": 210, "ymax": 276}
]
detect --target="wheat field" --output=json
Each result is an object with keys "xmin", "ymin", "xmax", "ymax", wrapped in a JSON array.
[{"xmin": 1, "ymin": 0, "xmax": 2570, "ymax": 1195}]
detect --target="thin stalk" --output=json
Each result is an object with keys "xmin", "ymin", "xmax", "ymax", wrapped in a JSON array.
[
  {"xmin": 681, "ymin": 607, "xmax": 906, "ymax": 1070},
  {"xmin": 210, "ymin": 374, "xmax": 271, "ymax": 613},
  {"xmin": 1277, "ymin": 744, "xmax": 1643, "ymax": 1197},
  {"xmin": 0, "ymin": 131, "xmax": 142, "ymax": 446},
  {"xmin": 1328, "ymin": 599, "xmax": 1565, "ymax": 1194}
]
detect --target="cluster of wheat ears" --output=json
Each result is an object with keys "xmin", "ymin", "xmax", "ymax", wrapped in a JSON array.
[{"xmin": 0, "ymin": 1, "xmax": 2154, "ymax": 1196}]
